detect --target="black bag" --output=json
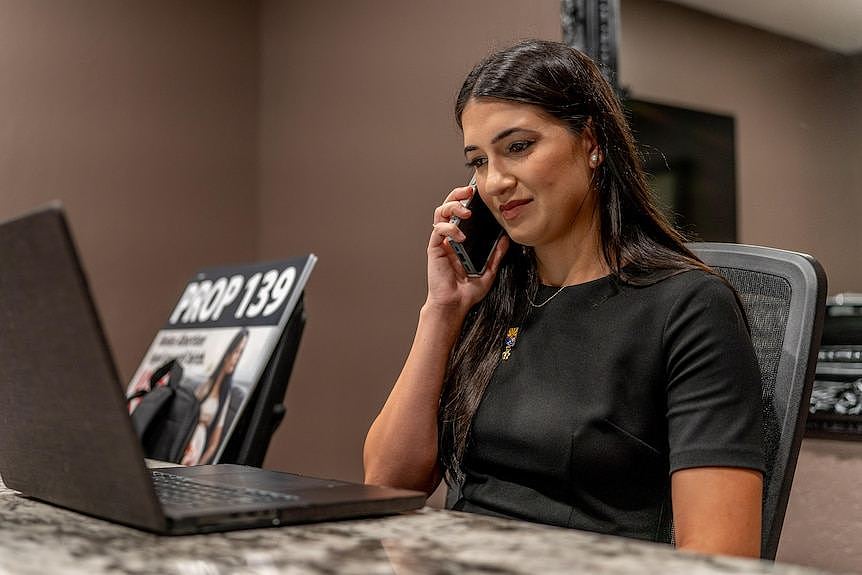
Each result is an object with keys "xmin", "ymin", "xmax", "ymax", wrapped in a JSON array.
[{"xmin": 127, "ymin": 359, "xmax": 200, "ymax": 463}]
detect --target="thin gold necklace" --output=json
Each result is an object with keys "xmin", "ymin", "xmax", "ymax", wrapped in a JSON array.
[{"xmin": 527, "ymin": 285, "xmax": 567, "ymax": 308}]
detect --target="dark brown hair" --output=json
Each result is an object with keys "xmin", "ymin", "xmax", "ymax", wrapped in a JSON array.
[
  {"xmin": 438, "ymin": 39, "xmax": 709, "ymax": 484},
  {"xmin": 204, "ymin": 327, "xmax": 249, "ymax": 445}
]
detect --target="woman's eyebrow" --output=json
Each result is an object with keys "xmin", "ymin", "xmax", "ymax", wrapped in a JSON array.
[{"xmin": 464, "ymin": 127, "xmax": 535, "ymax": 155}]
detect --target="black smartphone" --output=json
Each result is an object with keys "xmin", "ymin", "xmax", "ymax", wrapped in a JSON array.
[{"xmin": 447, "ymin": 176, "xmax": 504, "ymax": 276}]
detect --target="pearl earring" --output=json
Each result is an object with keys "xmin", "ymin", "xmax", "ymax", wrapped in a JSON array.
[{"xmin": 590, "ymin": 152, "xmax": 599, "ymax": 165}]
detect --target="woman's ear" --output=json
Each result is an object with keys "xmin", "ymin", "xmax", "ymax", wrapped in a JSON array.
[
  {"xmin": 589, "ymin": 149, "xmax": 602, "ymax": 168},
  {"xmin": 582, "ymin": 119, "xmax": 602, "ymax": 168}
]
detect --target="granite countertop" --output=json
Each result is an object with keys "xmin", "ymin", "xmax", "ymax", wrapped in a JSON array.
[{"xmin": 0, "ymin": 481, "xmax": 837, "ymax": 575}]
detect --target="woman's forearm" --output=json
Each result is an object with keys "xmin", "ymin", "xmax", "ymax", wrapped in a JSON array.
[{"xmin": 363, "ymin": 303, "xmax": 466, "ymax": 494}]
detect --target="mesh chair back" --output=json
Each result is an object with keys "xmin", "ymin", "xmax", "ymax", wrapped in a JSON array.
[{"xmin": 689, "ymin": 243, "xmax": 826, "ymax": 559}]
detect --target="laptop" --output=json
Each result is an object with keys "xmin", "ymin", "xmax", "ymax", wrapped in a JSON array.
[{"xmin": 0, "ymin": 204, "xmax": 425, "ymax": 534}]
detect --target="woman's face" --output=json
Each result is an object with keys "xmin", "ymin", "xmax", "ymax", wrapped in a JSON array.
[{"xmin": 461, "ymin": 98, "xmax": 598, "ymax": 252}]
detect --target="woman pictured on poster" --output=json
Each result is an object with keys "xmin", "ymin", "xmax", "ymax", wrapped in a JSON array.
[
  {"xmin": 181, "ymin": 328, "xmax": 250, "ymax": 466},
  {"xmin": 364, "ymin": 40, "xmax": 764, "ymax": 557}
]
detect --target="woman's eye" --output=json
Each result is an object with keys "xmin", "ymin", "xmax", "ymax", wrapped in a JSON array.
[
  {"xmin": 508, "ymin": 140, "xmax": 534, "ymax": 154},
  {"xmin": 465, "ymin": 157, "xmax": 487, "ymax": 168}
]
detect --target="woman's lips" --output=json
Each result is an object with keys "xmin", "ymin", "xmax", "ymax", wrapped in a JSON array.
[{"xmin": 500, "ymin": 199, "xmax": 532, "ymax": 221}]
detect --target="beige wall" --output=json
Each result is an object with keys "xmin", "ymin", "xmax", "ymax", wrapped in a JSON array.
[
  {"xmin": 2, "ymin": 1, "xmax": 860, "ymax": 572},
  {"xmin": 852, "ymin": 53, "xmax": 862, "ymax": 215},
  {"xmin": 780, "ymin": 439, "xmax": 862, "ymax": 573},
  {"xmin": 621, "ymin": 0, "xmax": 861, "ymax": 292},
  {"xmin": 0, "ymin": 0, "xmax": 260, "ymax": 378},
  {"xmin": 257, "ymin": 0, "xmax": 561, "ymax": 482}
]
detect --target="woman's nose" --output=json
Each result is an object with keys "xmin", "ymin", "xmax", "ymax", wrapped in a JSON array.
[{"xmin": 482, "ymin": 164, "xmax": 515, "ymax": 197}]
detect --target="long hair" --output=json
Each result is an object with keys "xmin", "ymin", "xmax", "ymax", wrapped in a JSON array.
[
  {"xmin": 205, "ymin": 327, "xmax": 249, "ymax": 442},
  {"xmin": 438, "ymin": 39, "xmax": 710, "ymax": 484}
]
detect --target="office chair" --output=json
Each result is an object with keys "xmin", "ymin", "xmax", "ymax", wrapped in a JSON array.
[
  {"xmin": 446, "ymin": 244, "xmax": 826, "ymax": 560},
  {"xmin": 689, "ymin": 242, "xmax": 827, "ymax": 559}
]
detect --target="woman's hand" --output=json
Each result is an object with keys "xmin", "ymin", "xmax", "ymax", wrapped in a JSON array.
[
  {"xmin": 426, "ymin": 185, "xmax": 509, "ymax": 316},
  {"xmin": 364, "ymin": 185, "xmax": 508, "ymax": 493}
]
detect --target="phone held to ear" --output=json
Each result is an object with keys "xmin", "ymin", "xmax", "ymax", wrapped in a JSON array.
[{"xmin": 447, "ymin": 175, "xmax": 504, "ymax": 277}]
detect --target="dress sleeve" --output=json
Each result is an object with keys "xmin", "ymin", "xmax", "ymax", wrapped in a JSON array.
[{"xmin": 662, "ymin": 273, "xmax": 765, "ymax": 474}]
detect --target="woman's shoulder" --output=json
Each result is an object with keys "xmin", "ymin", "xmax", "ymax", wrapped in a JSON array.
[
  {"xmin": 621, "ymin": 265, "xmax": 731, "ymax": 297},
  {"xmin": 617, "ymin": 266, "xmax": 742, "ymax": 321}
]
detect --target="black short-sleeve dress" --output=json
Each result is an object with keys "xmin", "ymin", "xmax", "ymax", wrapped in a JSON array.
[{"xmin": 451, "ymin": 268, "xmax": 765, "ymax": 542}]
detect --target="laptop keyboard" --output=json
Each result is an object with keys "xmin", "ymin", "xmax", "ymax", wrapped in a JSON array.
[{"xmin": 151, "ymin": 470, "xmax": 300, "ymax": 507}]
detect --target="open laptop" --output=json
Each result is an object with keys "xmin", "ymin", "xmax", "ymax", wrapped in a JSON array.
[{"xmin": 0, "ymin": 204, "xmax": 425, "ymax": 534}]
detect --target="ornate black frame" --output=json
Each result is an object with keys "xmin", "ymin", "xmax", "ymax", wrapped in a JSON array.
[{"xmin": 561, "ymin": 0, "xmax": 621, "ymax": 91}]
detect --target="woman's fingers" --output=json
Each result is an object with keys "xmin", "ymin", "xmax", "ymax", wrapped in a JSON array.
[
  {"xmin": 445, "ymin": 184, "xmax": 474, "ymax": 204},
  {"xmin": 433, "ymin": 186, "xmax": 474, "ymax": 223},
  {"xmin": 431, "ymin": 221, "xmax": 465, "ymax": 244},
  {"xmin": 433, "ymin": 201, "xmax": 472, "ymax": 224}
]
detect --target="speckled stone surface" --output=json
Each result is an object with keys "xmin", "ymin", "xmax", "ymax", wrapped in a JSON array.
[{"xmin": 0, "ymin": 480, "xmax": 838, "ymax": 575}]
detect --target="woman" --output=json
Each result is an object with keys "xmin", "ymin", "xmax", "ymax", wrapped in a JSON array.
[
  {"xmin": 364, "ymin": 40, "xmax": 764, "ymax": 557},
  {"xmin": 181, "ymin": 328, "xmax": 249, "ymax": 466}
]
